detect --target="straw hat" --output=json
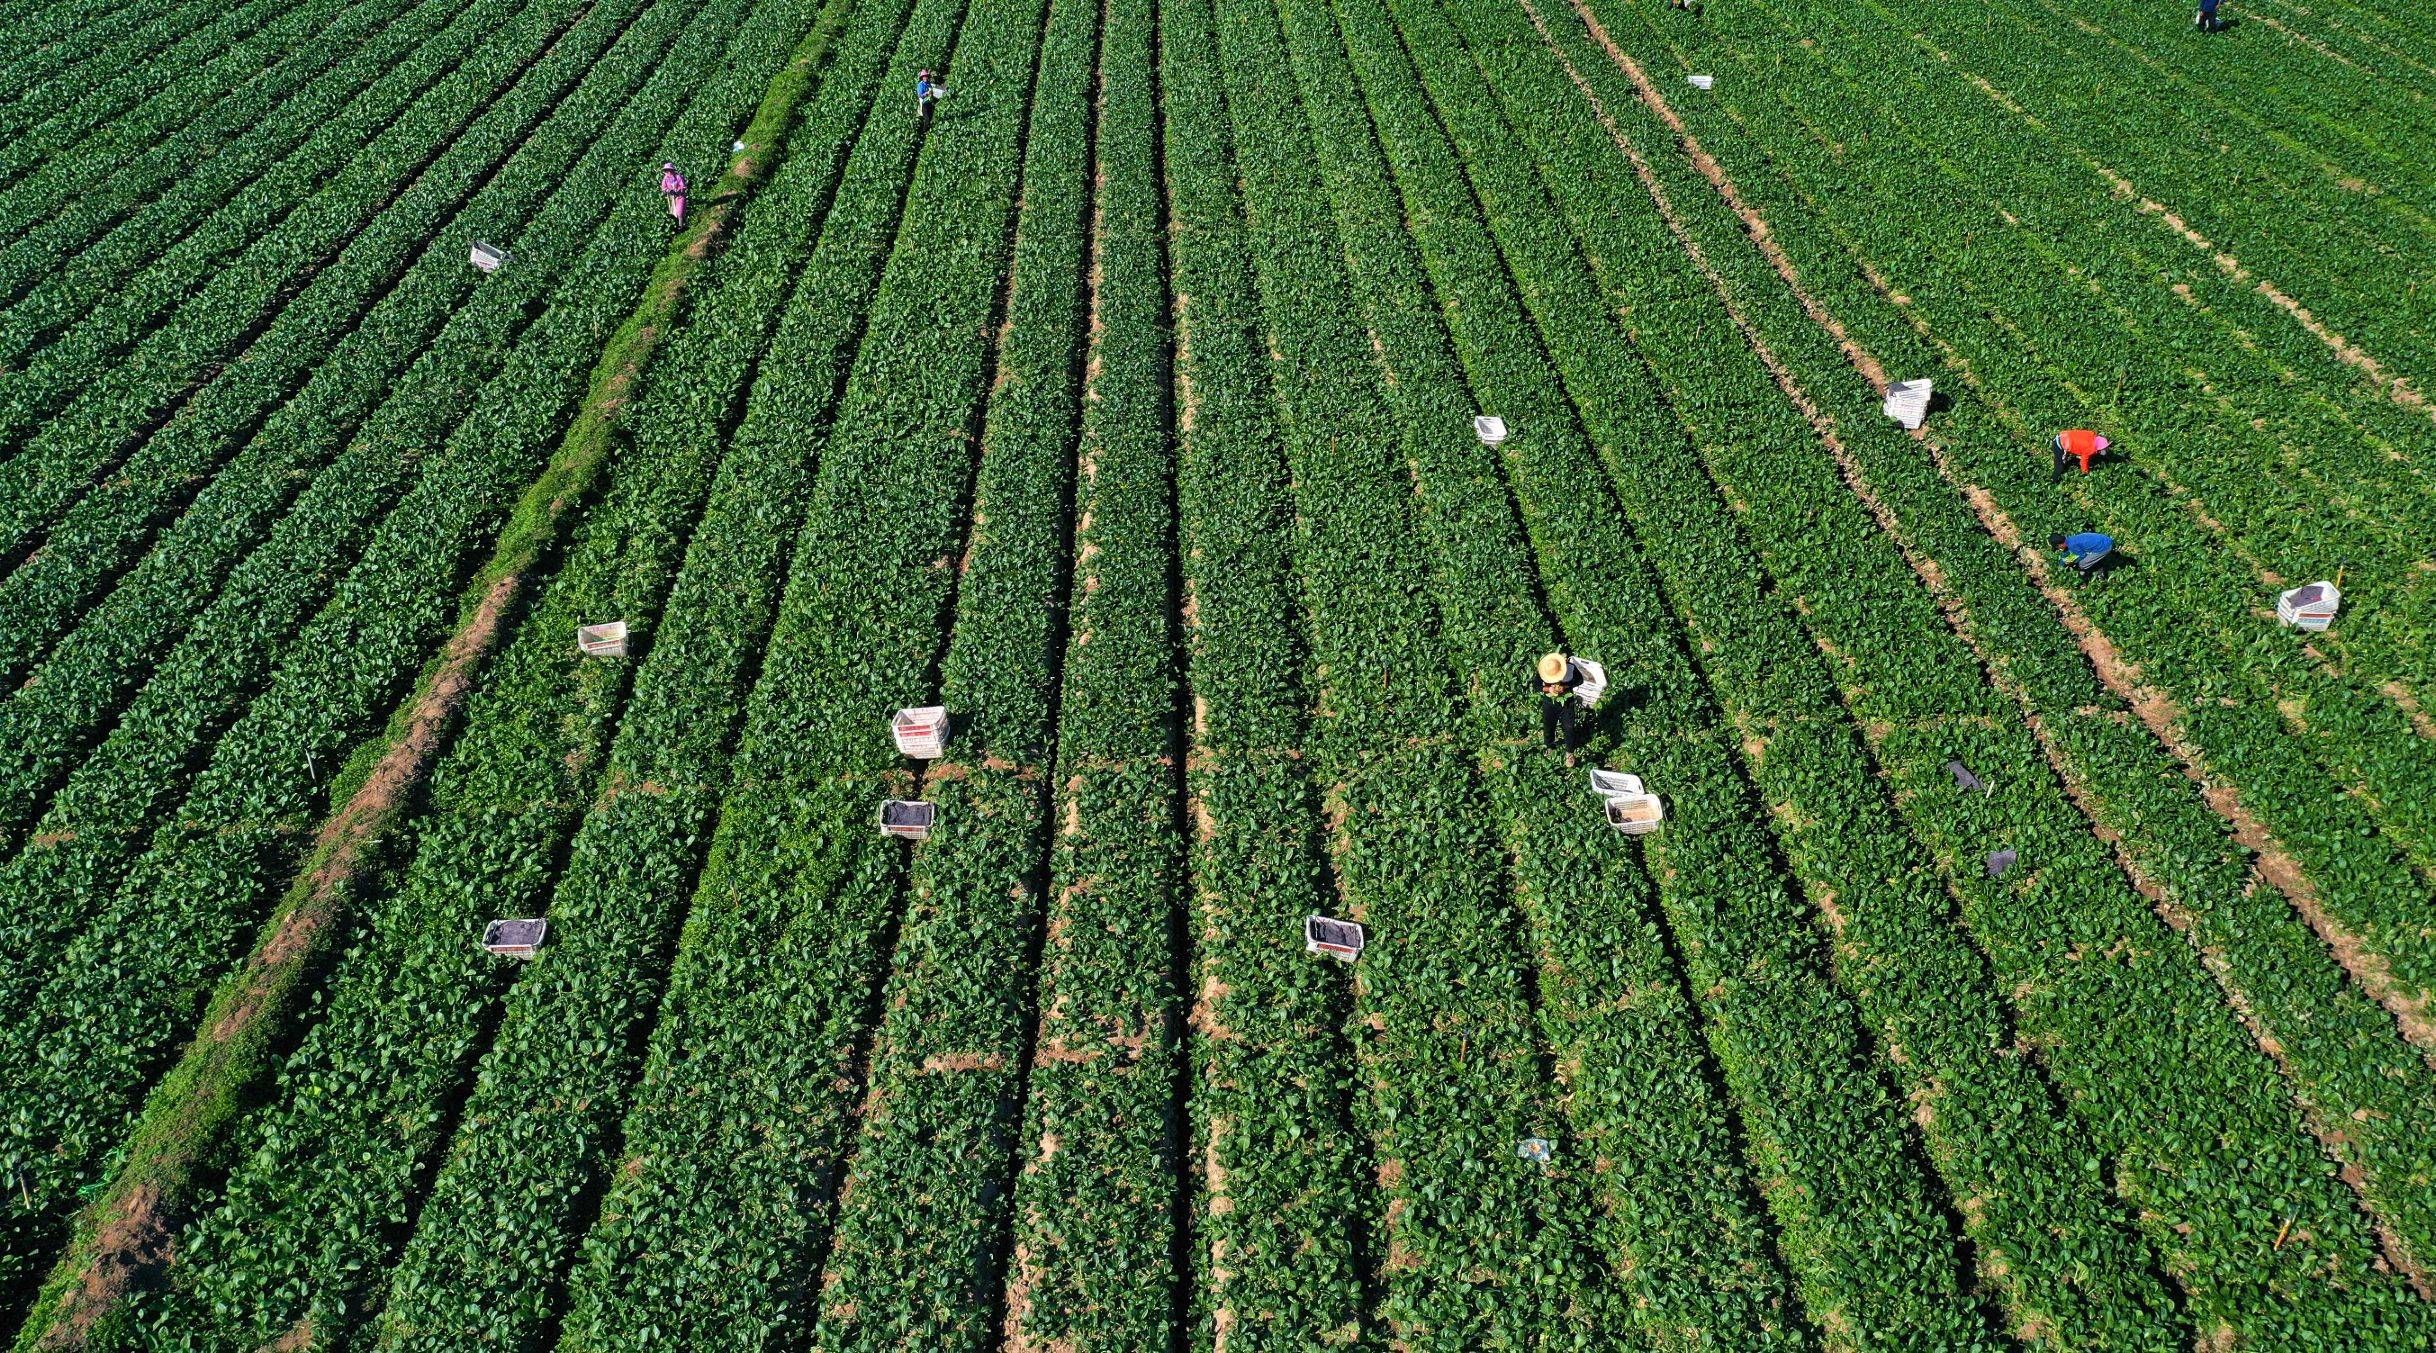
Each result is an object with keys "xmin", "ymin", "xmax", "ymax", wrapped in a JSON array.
[{"xmin": 1537, "ymin": 652, "xmax": 1569, "ymax": 683}]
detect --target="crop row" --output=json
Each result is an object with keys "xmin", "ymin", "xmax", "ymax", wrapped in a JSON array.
[
  {"xmin": 1411, "ymin": 0, "xmax": 2163, "ymax": 1335},
  {"xmin": 0, "ymin": 0, "xmax": 297, "ymax": 231},
  {"xmin": 305, "ymin": 0, "xmax": 958, "ymax": 1341},
  {"xmin": 0, "ymin": 0, "xmax": 720, "ymax": 1296},
  {"xmin": 0, "ymin": 0, "xmax": 411, "ymax": 316},
  {"xmin": 1157, "ymin": 0, "xmax": 1373, "ymax": 1337},
  {"xmin": 0, "ymin": 0, "xmax": 542, "ymax": 531},
  {"xmin": 1576, "ymin": 0, "xmax": 2436, "ymax": 1286},
  {"xmin": 1882, "ymin": 0, "xmax": 2436, "ymax": 725},
  {"xmin": 998, "ymin": 0, "xmax": 1184, "ymax": 1338},
  {"xmin": 374, "ymin": 0, "xmax": 1041, "ymax": 1341},
  {"xmin": 2256, "ymin": 0, "xmax": 2436, "ymax": 76},
  {"xmin": 1944, "ymin": 0, "xmax": 2436, "ymax": 383},
  {"xmin": 1808, "ymin": 0, "xmax": 2436, "ymax": 688},
  {"xmin": 0, "ymin": 0, "xmax": 691, "ymax": 857},
  {"xmin": 779, "ymin": 1, "xmax": 1092, "ymax": 1348},
  {"xmin": 1603, "ymin": 0, "xmax": 2436, "ymax": 1040},
  {"xmin": 1299, "ymin": 0, "xmax": 2068, "ymax": 1340},
  {"xmin": 1212, "ymin": 0, "xmax": 1643, "ymax": 1341},
  {"xmin": 118, "ymin": 0, "xmax": 854, "ymax": 1340},
  {"xmin": 0, "ymin": 0, "xmax": 196, "ymax": 158},
  {"xmin": 1574, "ymin": 0, "xmax": 2436, "ymax": 1287},
  {"xmin": 1683, "ymin": 0, "xmax": 2436, "ymax": 608},
  {"xmin": 1788, "ymin": 0, "xmax": 2436, "ymax": 687},
  {"xmin": 1514, "ymin": 0, "xmax": 2436, "ymax": 1340},
  {"xmin": 0, "ymin": 0, "xmax": 670, "ymax": 1011},
  {"xmin": 1605, "ymin": 0, "xmax": 2436, "ymax": 996},
  {"xmin": 1267, "ymin": 0, "xmax": 1810, "ymax": 1342},
  {"xmin": 1345, "ymin": 0, "xmax": 2104, "ymax": 1338}
]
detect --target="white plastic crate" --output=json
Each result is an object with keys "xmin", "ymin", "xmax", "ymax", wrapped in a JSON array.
[
  {"xmin": 2277, "ymin": 580, "xmax": 2341, "ymax": 632},
  {"xmin": 1473, "ymin": 415, "xmax": 1509, "ymax": 447},
  {"xmin": 481, "ymin": 918, "xmax": 547, "ymax": 959},
  {"xmin": 1603, "ymin": 794, "xmax": 1665, "ymax": 835},
  {"xmin": 575, "ymin": 620, "xmax": 628, "ymax": 657},
  {"xmin": 1882, "ymin": 379, "xmax": 1933, "ymax": 430},
  {"xmin": 470, "ymin": 241, "xmax": 508, "ymax": 273},
  {"xmin": 1588, "ymin": 768, "xmax": 1642, "ymax": 798},
  {"xmin": 1589, "ymin": 768, "xmax": 1664, "ymax": 835},
  {"xmin": 892, "ymin": 706, "xmax": 950, "ymax": 759},
  {"xmin": 1305, "ymin": 914, "xmax": 1365, "ymax": 961},
  {"xmin": 1688, "ymin": 74, "xmax": 1714, "ymax": 89},
  {"xmin": 880, "ymin": 799, "xmax": 936, "ymax": 840}
]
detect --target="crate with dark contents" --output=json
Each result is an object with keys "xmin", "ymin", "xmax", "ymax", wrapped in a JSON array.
[
  {"xmin": 1304, "ymin": 914, "xmax": 1365, "ymax": 961},
  {"xmin": 481, "ymin": 918, "xmax": 548, "ymax": 959},
  {"xmin": 880, "ymin": 799, "xmax": 936, "ymax": 840}
]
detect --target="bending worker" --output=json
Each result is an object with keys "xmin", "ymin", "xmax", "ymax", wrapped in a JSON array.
[
  {"xmin": 2052, "ymin": 530, "xmax": 2116, "ymax": 580},
  {"xmin": 1532, "ymin": 651, "xmax": 1584, "ymax": 753},
  {"xmin": 2052, "ymin": 427, "xmax": 2105, "ymax": 481}
]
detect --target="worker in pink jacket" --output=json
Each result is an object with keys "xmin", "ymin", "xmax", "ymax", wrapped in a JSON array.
[{"xmin": 660, "ymin": 162, "xmax": 689, "ymax": 226}]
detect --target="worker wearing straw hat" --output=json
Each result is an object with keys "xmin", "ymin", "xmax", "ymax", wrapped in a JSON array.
[{"xmin": 1530, "ymin": 651, "xmax": 1585, "ymax": 753}]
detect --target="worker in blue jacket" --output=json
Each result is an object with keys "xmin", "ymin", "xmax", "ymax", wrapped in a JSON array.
[
  {"xmin": 2052, "ymin": 531, "xmax": 2116, "ymax": 580},
  {"xmin": 2196, "ymin": 0, "xmax": 2222, "ymax": 31}
]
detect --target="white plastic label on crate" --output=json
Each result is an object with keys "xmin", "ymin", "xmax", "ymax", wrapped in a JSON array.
[
  {"xmin": 1305, "ymin": 914, "xmax": 1365, "ymax": 961},
  {"xmin": 1883, "ymin": 379, "xmax": 1932, "ymax": 430}
]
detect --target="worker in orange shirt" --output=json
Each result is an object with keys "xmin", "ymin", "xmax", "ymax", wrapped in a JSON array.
[{"xmin": 2052, "ymin": 428, "xmax": 2106, "ymax": 482}]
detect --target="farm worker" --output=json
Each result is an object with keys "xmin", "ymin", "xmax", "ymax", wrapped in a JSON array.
[
  {"xmin": 917, "ymin": 69, "xmax": 945, "ymax": 121},
  {"xmin": 2052, "ymin": 531, "xmax": 2116, "ymax": 579},
  {"xmin": 660, "ymin": 163, "xmax": 688, "ymax": 226},
  {"xmin": 1532, "ymin": 651, "xmax": 1584, "ymax": 752},
  {"xmin": 2195, "ymin": 0, "xmax": 2221, "ymax": 30},
  {"xmin": 2051, "ymin": 428, "xmax": 2105, "ymax": 481}
]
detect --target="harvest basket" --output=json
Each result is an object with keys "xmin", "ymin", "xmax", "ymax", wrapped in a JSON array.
[
  {"xmin": 1473, "ymin": 415, "xmax": 1509, "ymax": 447},
  {"xmin": 576, "ymin": 620, "xmax": 629, "ymax": 657},
  {"xmin": 2277, "ymin": 580, "xmax": 2341, "ymax": 632},
  {"xmin": 880, "ymin": 799, "xmax": 936, "ymax": 840},
  {"xmin": 1882, "ymin": 379, "xmax": 1932, "ymax": 430},
  {"xmin": 892, "ymin": 706, "xmax": 950, "ymax": 759},
  {"xmin": 470, "ymin": 241, "xmax": 508, "ymax": 273},
  {"xmin": 1305, "ymin": 914, "xmax": 1365, "ymax": 961},
  {"xmin": 481, "ymin": 918, "xmax": 547, "ymax": 959}
]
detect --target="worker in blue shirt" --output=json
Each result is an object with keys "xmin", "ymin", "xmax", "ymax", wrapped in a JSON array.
[
  {"xmin": 2052, "ymin": 531, "xmax": 2116, "ymax": 580},
  {"xmin": 917, "ymin": 68, "xmax": 945, "ymax": 122},
  {"xmin": 2196, "ymin": 0, "xmax": 2222, "ymax": 30}
]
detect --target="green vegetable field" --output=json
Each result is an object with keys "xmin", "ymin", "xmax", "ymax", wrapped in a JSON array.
[{"xmin": 1, "ymin": 0, "xmax": 2431, "ymax": 1343}]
